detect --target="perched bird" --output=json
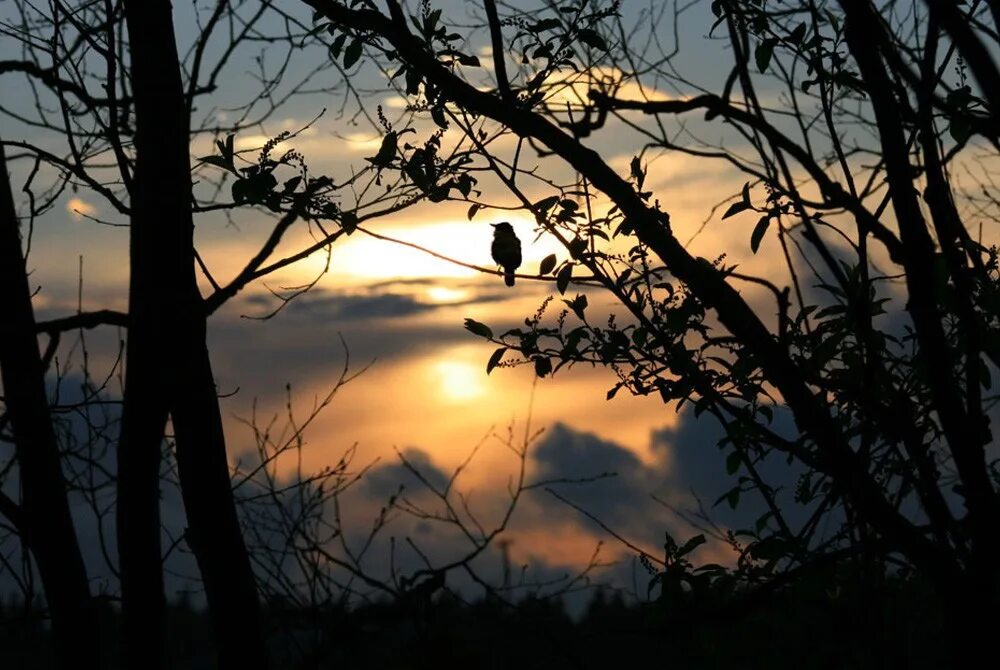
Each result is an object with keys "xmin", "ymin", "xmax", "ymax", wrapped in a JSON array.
[{"xmin": 490, "ymin": 222, "xmax": 522, "ymax": 287}]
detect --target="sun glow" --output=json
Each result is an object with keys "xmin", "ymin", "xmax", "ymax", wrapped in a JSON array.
[
  {"xmin": 66, "ymin": 197, "xmax": 98, "ymax": 221},
  {"xmin": 429, "ymin": 359, "xmax": 488, "ymax": 402},
  {"xmin": 425, "ymin": 286, "xmax": 471, "ymax": 303}
]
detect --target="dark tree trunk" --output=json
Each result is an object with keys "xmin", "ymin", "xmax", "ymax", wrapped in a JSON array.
[
  {"xmin": 120, "ymin": 1, "xmax": 268, "ymax": 668},
  {"xmin": 0, "ymin": 141, "xmax": 100, "ymax": 669}
]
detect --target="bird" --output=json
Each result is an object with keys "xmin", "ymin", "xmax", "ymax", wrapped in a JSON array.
[{"xmin": 490, "ymin": 222, "xmax": 522, "ymax": 287}]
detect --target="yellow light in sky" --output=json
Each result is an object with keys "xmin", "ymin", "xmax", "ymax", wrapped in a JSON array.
[
  {"xmin": 430, "ymin": 359, "xmax": 487, "ymax": 402},
  {"xmin": 324, "ymin": 218, "xmax": 560, "ymax": 284},
  {"xmin": 235, "ymin": 134, "xmax": 278, "ymax": 150},
  {"xmin": 66, "ymin": 197, "xmax": 98, "ymax": 221},
  {"xmin": 425, "ymin": 286, "xmax": 470, "ymax": 303},
  {"xmin": 342, "ymin": 132, "xmax": 383, "ymax": 153}
]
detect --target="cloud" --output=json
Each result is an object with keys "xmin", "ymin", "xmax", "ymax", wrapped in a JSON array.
[
  {"xmin": 528, "ymin": 422, "xmax": 670, "ymax": 540},
  {"xmin": 651, "ymin": 404, "xmax": 818, "ymax": 533},
  {"xmin": 362, "ymin": 447, "xmax": 451, "ymax": 500},
  {"xmin": 288, "ymin": 291, "xmax": 435, "ymax": 320},
  {"xmin": 284, "ymin": 281, "xmax": 516, "ymax": 319},
  {"xmin": 525, "ymin": 406, "xmax": 812, "ymax": 553}
]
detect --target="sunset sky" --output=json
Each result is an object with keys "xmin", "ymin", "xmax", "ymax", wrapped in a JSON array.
[{"xmin": 3, "ymin": 0, "xmax": 964, "ymax": 601}]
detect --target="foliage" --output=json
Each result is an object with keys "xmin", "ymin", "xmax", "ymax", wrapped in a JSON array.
[
  {"xmin": 0, "ymin": 567, "xmax": 957, "ymax": 669},
  {"xmin": 305, "ymin": 0, "xmax": 1000, "ymax": 658}
]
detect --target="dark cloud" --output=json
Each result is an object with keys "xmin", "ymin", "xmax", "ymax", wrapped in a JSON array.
[
  {"xmin": 362, "ymin": 447, "xmax": 451, "ymax": 500},
  {"xmin": 245, "ymin": 280, "xmax": 518, "ymax": 324},
  {"xmin": 534, "ymin": 423, "xmax": 645, "ymax": 479},
  {"xmin": 652, "ymin": 404, "xmax": 806, "ymax": 525},
  {"xmin": 529, "ymin": 423, "xmax": 669, "ymax": 540},
  {"xmin": 289, "ymin": 292, "xmax": 433, "ymax": 320},
  {"xmin": 528, "ymin": 407, "xmax": 813, "ymax": 547},
  {"xmin": 206, "ymin": 282, "xmax": 513, "ymax": 378}
]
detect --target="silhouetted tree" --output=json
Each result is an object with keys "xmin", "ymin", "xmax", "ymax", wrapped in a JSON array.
[
  {"xmin": 0, "ymin": 142, "xmax": 100, "ymax": 669},
  {"xmin": 304, "ymin": 0, "xmax": 1000, "ymax": 663},
  {"xmin": 0, "ymin": 0, "xmax": 420, "ymax": 666}
]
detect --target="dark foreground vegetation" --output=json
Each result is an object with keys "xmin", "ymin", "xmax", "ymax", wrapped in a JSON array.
[{"xmin": 1, "ymin": 567, "xmax": 950, "ymax": 670}]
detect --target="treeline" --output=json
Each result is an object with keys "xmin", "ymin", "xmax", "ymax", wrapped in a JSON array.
[{"xmin": 0, "ymin": 565, "xmax": 951, "ymax": 670}]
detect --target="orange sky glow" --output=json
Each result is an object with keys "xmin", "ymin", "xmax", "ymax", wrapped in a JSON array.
[{"xmin": 16, "ymin": 0, "xmax": 996, "ymax": 593}]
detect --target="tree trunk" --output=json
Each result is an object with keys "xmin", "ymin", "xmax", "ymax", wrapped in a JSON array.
[
  {"xmin": 120, "ymin": 0, "xmax": 268, "ymax": 667},
  {"xmin": 0, "ymin": 141, "xmax": 100, "ymax": 669}
]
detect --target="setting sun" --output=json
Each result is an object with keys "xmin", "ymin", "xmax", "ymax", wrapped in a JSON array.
[{"xmin": 429, "ymin": 358, "xmax": 488, "ymax": 402}]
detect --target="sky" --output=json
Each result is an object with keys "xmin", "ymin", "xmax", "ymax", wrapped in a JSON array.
[{"xmin": 4, "ymin": 0, "xmax": 993, "ymax": 605}]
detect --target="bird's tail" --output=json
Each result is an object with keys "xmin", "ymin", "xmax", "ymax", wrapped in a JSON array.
[{"xmin": 504, "ymin": 270, "xmax": 515, "ymax": 287}]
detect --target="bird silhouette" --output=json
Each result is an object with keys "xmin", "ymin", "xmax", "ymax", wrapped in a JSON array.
[{"xmin": 490, "ymin": 222, "xmax": 522, "ymax": 287}]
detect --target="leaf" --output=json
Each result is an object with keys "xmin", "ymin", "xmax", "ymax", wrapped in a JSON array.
[
  {"xmin": 750, "ymin": 215, "xmax": 771, "ymax": 253},
  {"xmin": 676, "ymin": 534, "xmax": 706, "ymax": 559},
  {"xmin": 390, "ymin": 64, "xmax": 408, "ymax": 81},
  {"xmin": 949, "ymin": 116, "xmax": 972, "ymax": 144},
  {"xmin": 340, "ymin": 211, "xmax": 358, "ymax": 234},
  {"xmin": 486, "ymin": 347, "xmax": 507, "ymax": 374},
  {"xmin": 564, "ymin": 294, "xmax": 588, "ymax": 320},
  {"xmin": 426, "ymin": 8, "xmax": 442, "ymax": 33},
  {"xmin": 457, "ymin": 54, "xmax": 481, "ymax": 67},
  {"xmin": 329, "ymin": 32, "xmax": 348, "ymax": 59},
  {"xmin": 430, "ymin": 104, "xmax": 448, "ymax": 129},
  {"xmin": 532, "ymin": 44, "xmax": 553, "ymax": 60},
  {"xmin": 722, "ymin": 201, "xmax": 750, "ymax": 219},
  {"xmin": 556, "ymin": 264, "xmax": 573, "ymax": 294},
  {"xmin": 755, "ymin": 38, "xmax": 777, "ymax": 73},
  {"xmin": 427, "ymin": 185, "xmax": 449, "ymax": 202},
  {"xmin": 467, "ymin": 203, "xmax": 481, "ymax": 219},
  {"xmin": 539, "ymin": 254, "xmax": 557, "ymax": 275},
  {"xmin": 366, "ymin": 131, "xmax": 398, "ymax": 168},
  {"xmin": 529, "ymin": 18, "xmax": 561, "ymax": 33},
  {"xmin": 343, "ymin": 38, "xmax": 364, "ymax": 69},
  {"xmin": 533, "ymin": 356, "xmax": 552, "ymax": 378},
  {"xmin": 577, "ymin": 28, "xmax": 607, "ymax": 51},
  {"xmin": 613, "ymin": 218, "xmax": 634, "ymax": 237},
  {"xmin": 715, "ymin": 486, "xmax": 741, "ymax": 510},
  {"xmin": 726, "ymin": 450, "xmax": 742, "ymax": 475},
  {"xmin": 947, "ymin": 85, "xmax": 972, "ymax": 108},
  {"xmin": 826, "ymin": 10, "xmax": 841, "ymax": 32},
  {"xmin": 456, "ymin": 174, "xmax": 474, "ymax": 197},
  {"xmin": 463, "ymin": 318, "xmax": 493, "ymax": 339},
  {"xmin": 533, "ymin": 195, "xmax": 560, "ymax": 213},
  {"xmin": 727, "ymin": 488, "xmax": 740, "ymax": 510},
  {"xmin": 405, "ymin": 67, "xmax": 421, "ymax": 95},
  {"xmin": 231, "ymin": 179, "xmax": 251, "ymax": 204},
  {"xmin": 787, "ymin": 22, "xmax": 807, "ymax": 45},
  {"xmin": 197, "ymin": 154, "xmax": 232, "ymax": 171},
  {"xmin": 629, "ymin": 155, "xmax": 644, "ymax": 188},
  {"xmin": 722, "ymin": 182, "xmax": 752, "ymax": 219}
]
